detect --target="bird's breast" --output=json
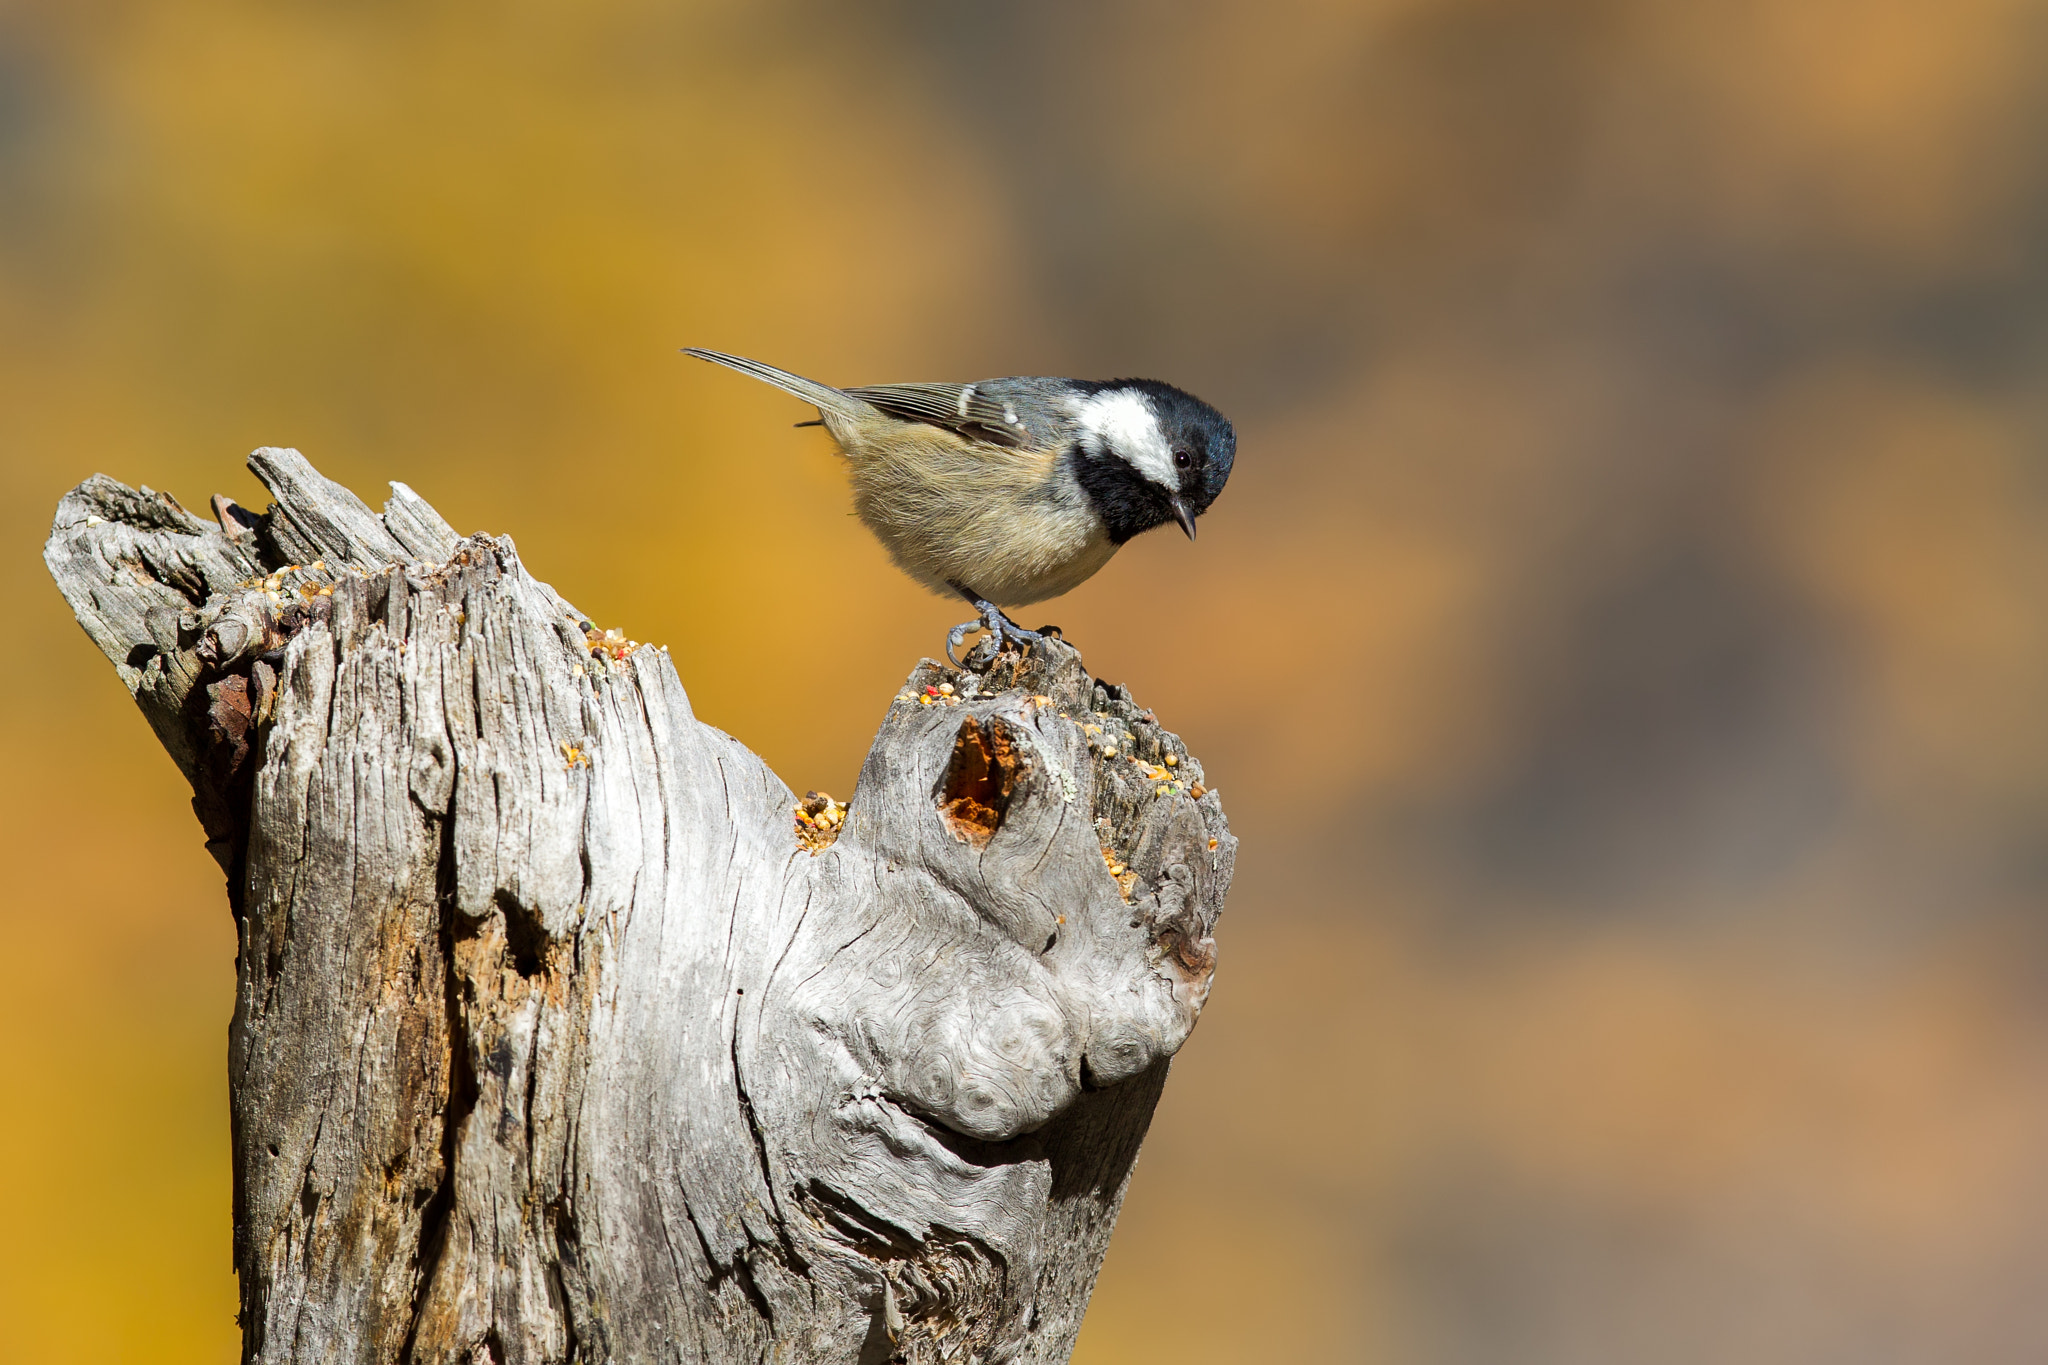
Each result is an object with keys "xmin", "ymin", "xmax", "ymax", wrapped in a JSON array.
[{"xmin": 838, "ymin": 422, "xmax": 1116, "ymax": 606}]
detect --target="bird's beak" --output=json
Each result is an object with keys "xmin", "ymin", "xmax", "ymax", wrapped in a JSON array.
[{"xmin": 1172, "ymin": 498, "xmax": 1198, "ymax": 540}]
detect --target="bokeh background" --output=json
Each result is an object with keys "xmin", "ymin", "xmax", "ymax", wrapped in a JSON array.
[{"xmin": 6, "ymin": 0, "xmax": 2048, "ymax": 1360}]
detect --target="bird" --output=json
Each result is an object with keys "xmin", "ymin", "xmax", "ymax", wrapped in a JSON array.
[{"xmin": 681, "ymin": 349, "xmax": 1235, "ymax": 664}]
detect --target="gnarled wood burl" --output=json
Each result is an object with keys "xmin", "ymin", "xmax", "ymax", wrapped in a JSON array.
[{"xmin": 44, "ymin": 449, "xmax": 1234, "ymax": 1365}]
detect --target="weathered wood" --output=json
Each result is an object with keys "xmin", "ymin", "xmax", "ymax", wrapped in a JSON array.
[{"xmin": 45, "ymin": 448, "xmax": 1235, "ymax": 1364}]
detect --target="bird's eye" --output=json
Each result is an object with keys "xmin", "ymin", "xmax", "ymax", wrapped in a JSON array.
[{"xmin": 1173, "ymin": 449, "xmax": 1193, "ymax": 469}]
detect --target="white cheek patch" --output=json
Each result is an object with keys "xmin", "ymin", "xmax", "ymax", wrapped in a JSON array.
[{"xmin": 1073, "ymin": 389, "xmax": 1178, "ymax": 490}]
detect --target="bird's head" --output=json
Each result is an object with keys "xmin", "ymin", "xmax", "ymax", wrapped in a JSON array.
[{"xmin": 1070, "ymin": 380, "xmax": 1236, "ymax": 544}]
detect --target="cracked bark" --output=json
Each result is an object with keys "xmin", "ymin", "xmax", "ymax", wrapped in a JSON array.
[{"xmin": 45, "ymin": 448, "xmax": 1235, "ymax": 1365}]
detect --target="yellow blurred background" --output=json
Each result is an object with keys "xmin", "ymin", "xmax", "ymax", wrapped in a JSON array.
[{"xmin": 7, "ymin": 0, "xmax": 2048, "ymax": 1360}]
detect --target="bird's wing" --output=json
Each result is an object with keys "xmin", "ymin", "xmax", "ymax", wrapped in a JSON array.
[{"xmin": 843, "ymin": 379, "xmax": 1067, "ymax": 450}]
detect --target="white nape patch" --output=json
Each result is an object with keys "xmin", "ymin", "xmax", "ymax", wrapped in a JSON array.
[{"xmin": 1072, "ymin": 389, "xmax": 1177, "ymax": 488}]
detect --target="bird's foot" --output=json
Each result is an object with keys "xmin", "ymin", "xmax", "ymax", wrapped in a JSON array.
[{"xmin": 947, "ymin": 601, "xmax": 1047, "ymax": 668}]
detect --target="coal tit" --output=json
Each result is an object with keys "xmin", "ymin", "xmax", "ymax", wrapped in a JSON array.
[{"xmin": 682, "ymin": 349, "xmax": 1235, "ymax": 662}]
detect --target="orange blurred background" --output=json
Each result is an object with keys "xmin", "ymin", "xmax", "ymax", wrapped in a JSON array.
[{"xmin": 7, "ymin": 1, "xmax": 2048, "ymax": 1360}]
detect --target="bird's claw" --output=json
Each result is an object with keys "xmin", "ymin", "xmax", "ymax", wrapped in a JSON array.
[{"xmin": 946, "ymin": 619, "xmax": 983, "ymax": 669}]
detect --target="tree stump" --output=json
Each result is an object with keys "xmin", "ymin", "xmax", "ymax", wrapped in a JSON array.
[{"xmin": 44, "ymin": 449, "xmax": 1235, "ymax": 1365}]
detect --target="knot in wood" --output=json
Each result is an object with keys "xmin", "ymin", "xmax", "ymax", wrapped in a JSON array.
[
  {"xmin": 935, "ymin": 715, "xmax": 1024, "ymax": 847},
  {"xmin": 196, "ymin": 614, "xmax": 252, "ymax": 667},
  {"xmin": 1137, "ymin": 862, "xmax": 1217, "ymax": 979}
]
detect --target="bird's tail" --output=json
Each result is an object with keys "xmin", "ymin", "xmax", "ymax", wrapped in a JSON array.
[{"xmin": 680, "ymin": 348, "xmax": 872, "ymax": 423}]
